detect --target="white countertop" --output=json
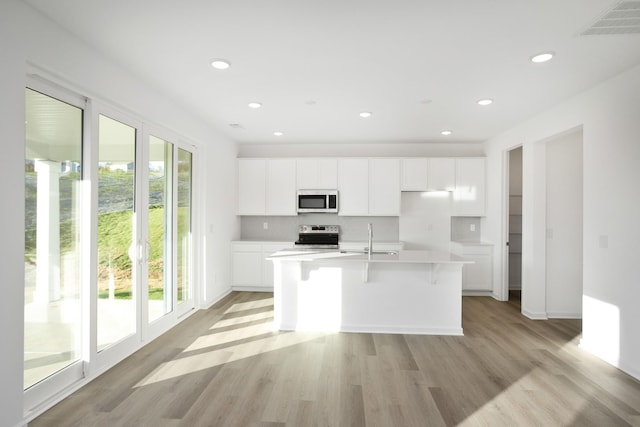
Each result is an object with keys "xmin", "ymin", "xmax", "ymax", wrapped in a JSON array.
[
  {"xmin": 267, "ymin": 249, "xmax": 471, "ymax": 264},
  {"xmin": 451, "ymin": 240, "xmax": 494, "ymax": 246}
]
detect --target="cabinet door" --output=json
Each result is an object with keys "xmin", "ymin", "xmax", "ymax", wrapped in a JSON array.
[
  {"xmin": 338, "ymin": 158, "xmax": 369, "ymax": 216},
  {"xmin": 401, "ymin": 158, "xmax": 428, "ymax": 191},
  {"xmin": 232, "ymin": 251, "xmax": 262, "ymax": 287},
  {"xmin": 428, "ymin": 158, "xmax": 455, "ymax": 191},
  {"xmin": 462, "ymin": 255, "xmax": 492, "ymax": 291},
  {"xmin": 297, "ymin": 158, "xmax": 337, "ymax": 189},
  {"xmin": 266, "ymin": 159, "xmax": 297, "ymax": 216},
  {"xmin": 453, "ymin": 158, "xmax": 486, "ymax": 216},
  {"xmin": 317, "ymin": 158, "xmax": 338, "ymax": 189},
  {"xmin": 296, "ymin": 158, "xmax": 318, "ymax": 189},
  {"xmin": 370, "ymin": 158, "xmax": 401, "ymax": 216},
  {"xmin": 238, "ymin": 159, "xmax": 266, "ymax": 215}
]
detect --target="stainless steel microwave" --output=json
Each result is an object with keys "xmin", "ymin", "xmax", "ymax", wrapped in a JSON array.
[{"xmin": 297, "ymin": 190, "xmax": 339, "ymax": 213}]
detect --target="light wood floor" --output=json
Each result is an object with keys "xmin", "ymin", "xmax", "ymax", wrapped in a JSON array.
[{"xmin": 31, "ymin": 292, "xmax": 640, "ymax": 426}]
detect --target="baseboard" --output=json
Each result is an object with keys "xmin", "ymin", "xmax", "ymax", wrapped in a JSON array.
[
  {"xmin": 547, "ymin": 312, "xmax": 582, "ymax": 319},
  {"xmin": 522, "ymin": 309, "xmax": 548, "ymax": 320},
  {"xmin": 202, "ymin": 288, "xmax": 233, "ymax": 309},
  {"xmin": 462, "ymin": 290, "xmax": 493, "ymax": 297},
  {"xmin": 275, "ymin": 323, "xmax": 464, "ymax": 336},
  {"xmin": 231, "ymin": 286, "xmax": 274, "ymax": 292}
]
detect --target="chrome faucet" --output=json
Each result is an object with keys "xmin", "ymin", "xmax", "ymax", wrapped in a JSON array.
[{"xmin": 367, "ymin": 223, "xmax": 373, "ymax": 257}]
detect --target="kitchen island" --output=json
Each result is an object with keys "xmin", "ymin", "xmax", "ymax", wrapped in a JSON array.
[{"xmin": 267, "ymin": 250, "xmax": 472, "ymax": 335}]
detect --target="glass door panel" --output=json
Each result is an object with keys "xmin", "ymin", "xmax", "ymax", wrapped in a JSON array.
[
  {"xmin": 177, "ymin": 148, "xmax": 192, "ymax": 305},
  {"xmin": 148, "ymin": 136, "xmax": 173, "ymax": 323},
  {"xmin": 24, "ymin": 88, "xmax": 83, "ymax": 389},
  {"xmin": 97, "ymin": 114, "xmax": 137, "ymax": 352}
]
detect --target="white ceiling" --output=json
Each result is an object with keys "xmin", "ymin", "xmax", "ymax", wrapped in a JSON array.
[{"xmin": 24, "ymin": 0, "xmax": 640, "ymax": 145}]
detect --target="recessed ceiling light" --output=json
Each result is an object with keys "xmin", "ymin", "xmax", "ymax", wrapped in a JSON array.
[
  {"xmin": 273, "ymin": 131, "xmax": 284, "ymax": 136},
  {"xmin": 228, "ymin": 123, "xmax": 243, "ymax": 129},
  {"xmin": 530, "ymin": 52, "xmax": 554, "ymax": 63},
  {"xmin": 359, "ymin": 111, "xmax": 372, "ymax": 118},
  {"xmin": 248, "ymin": 102, "xmax": 262, "ymax": 109},
  {"xmin": 421, "ymin": 99, "xmax": 433, "ymax": 105},
  {"xmin": 477, "ymin": 99, "xmax": 493, "ymax": 106},
  {"xmin": 441, "ymin": 130, "xmax": 453, "ymax": 136},
  {"xmin": 210, "ymin": 59, "xmax": 231, "ymax": 70}
]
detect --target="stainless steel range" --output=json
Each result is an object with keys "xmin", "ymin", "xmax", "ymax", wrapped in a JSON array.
[{"xmin": 294, "ymin": 225, "xmax": 340, "ymax": 249}]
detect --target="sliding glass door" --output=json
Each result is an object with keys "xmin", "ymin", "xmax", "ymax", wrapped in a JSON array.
[
  {"xmin": 24, "ymin": 87, "xmax": 84, "ymax": 390},
  {"xmin": 177, "ymin": 148, "xmax": 192, "ymax": 309},
  {"xmin": 24, "ymin": 82, "xmax": 196, "ymax": 409},
  {"xmin": 147, "ymin": 136, "xmax": 174, "ymax": 323},
  {"xmin": 96, "ymin": 114, "xmax": 138, "ymax": 352}
]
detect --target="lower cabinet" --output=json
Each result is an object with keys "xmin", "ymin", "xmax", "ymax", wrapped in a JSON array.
[
  {"xmin": 451, "ymin": 242, "xmax": 493, "ymax": 294},
  {"xmin": 232, "ymin": 242, "xmax": 292, "ymax": 291}
]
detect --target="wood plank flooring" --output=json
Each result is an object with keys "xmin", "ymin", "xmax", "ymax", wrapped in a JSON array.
[{"xmin": 31, "ymin": 292, "xmax": 640, "ymax": 426}]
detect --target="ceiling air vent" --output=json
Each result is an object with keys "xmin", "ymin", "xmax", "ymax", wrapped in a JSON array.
[{"xmin": 581, "ymin": 0, "xmax": 640, "ymax": 35}]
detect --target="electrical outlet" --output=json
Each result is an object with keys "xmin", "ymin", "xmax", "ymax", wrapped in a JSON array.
[{"xmin": 263, "ymin": 222, "xmax": 268, "ymax": 230}]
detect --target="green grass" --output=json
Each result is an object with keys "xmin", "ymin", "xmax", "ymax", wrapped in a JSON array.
[{"xmin": 98, "ymin": 287, "xmax": 166, "ymax": 300}]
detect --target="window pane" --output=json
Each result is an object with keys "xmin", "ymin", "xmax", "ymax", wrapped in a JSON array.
[
  {"xmin": 24, "ymin": 88, "xmax": 83, "ymax": 389},
  {"xmin": 177, "ymin": 149, "xmax": 192, "ymax": 303},
  {"xmin": 148, "ymin": 136, "xmax": 173, "ymax": 322},
  {"xmin": 97, "ymin": 114, "xmax": 136, "ymax": 351}
]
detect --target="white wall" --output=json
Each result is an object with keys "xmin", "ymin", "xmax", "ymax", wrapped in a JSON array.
[
  {"xmin": 545, "ymin": 130, "xmax": 583, "ymax": 318},
  {"xmin": 239, "ymin": 141, "xmax": 485, "ymax": 158},
  {"xmin": 0, "ymin": 1, "xmax": 238, "ymax": 424},
  {"xmin": 484, "ymin": 63, "xmax": 640, "ymax": 379}
]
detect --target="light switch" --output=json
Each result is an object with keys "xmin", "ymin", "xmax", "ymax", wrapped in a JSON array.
[
  {"xmin": 263, "ymin": 222, "xmax": 269, "ymax": 230},
  {"xmin": 470, "ymin": 224, "xmax": 476, "ymax": 232}
]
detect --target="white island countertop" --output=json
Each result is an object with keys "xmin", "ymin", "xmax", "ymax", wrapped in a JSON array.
[{"xmin": 267, "ymin": 249, "xmax": 472, "ymax": 264}]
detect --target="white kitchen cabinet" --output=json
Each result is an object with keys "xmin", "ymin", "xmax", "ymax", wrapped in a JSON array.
[
  {"xmin": 429, "ymin": 158, "xmax": 456, "ymax": 191},
  {"xmin": 452, "ymin": 158, "xmax": 486, "ymax": 216},
  {"xmin": 338, "ymin": 158, "xmax": 400, "ymax": 216},
  {"xmin": 237, "ymin": 158, "xmax": 296, "ymax": 216},
  {"xmin": 266, "ymin": 159, "xmax": 297, "ymax": 216},
  {"xmin": 401, "ymin": 158, "xmax": 455, "ymax": 192},
  {"xmin": 401, "ymin": 158, "xmax": 429, "ymax": 191},
  {"xmin": 231, "ymin": 243, "xmax": 263, "ymax": 288},
  {"xmin": 237, "ymin": 159, "xmax": 266, "ymax": 215},
  {"xmin": 369, "ymin": 158, "xmax": 401, "ymax": 216},
  {"xmin": 297, "ymin": 158, "xmax": 338, "ymax": 189},
  {"xmin": 338, "ymin": 158, "xmax": 369, "ymax": 216},
  {"xmin": 232, "ymin": 241, "xmax": 292, "ymax": 291},
  {"xmin": 451, "ymin": 242, "xmax": 493, "ymax": 293}
]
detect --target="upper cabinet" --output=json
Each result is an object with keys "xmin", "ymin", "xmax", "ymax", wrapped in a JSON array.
[
  {"xmin": 297, "ymin": 158, "xmax": 338, "ymax": 189},
  {"xmin": 369, "ymin": 158, "xmax": 401, "ymax": 216},
  {"xmin": 338, "ymin": 158, "xmax": 369, "ymax": 216},
  {"xmin": 452, "ymin": 158, "xmax": 486, "ymax": 216},
  {"xmin": 338, "ymin": 158, "xmax": 400, "ymax": 216},
  {"xmin": 238, "ymin": 156, "xmax": 484, "ymax": 217},
  {"xmin": 401, "ymin": 158, "xmax": 455, "ymax": 191},
  {"xmin": 266, "ymin": 159, "xmax": 297, "ymax": 215},
  {"xmin": 237, "ymin": 159, "xmax": 266, "ymax": 215},
  {"xmin": 401, "ymin": 158, "xmax": 429, "ymax": 191},
  {"xmin": 429, "ymin": 158, "xmax": 456, "ymax": 191},
  {"xmin": 237, "ymin": 158, "xmax": 297, "ymax": 216}
]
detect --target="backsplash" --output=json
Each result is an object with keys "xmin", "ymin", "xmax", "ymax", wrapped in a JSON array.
[
  {"xmin": 241, "ymin": 215, "xmax": 399, "ymax": 242},
  {"xmin": 450, "ymin": 216, "xmax": 482, "ymax": 241}
]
